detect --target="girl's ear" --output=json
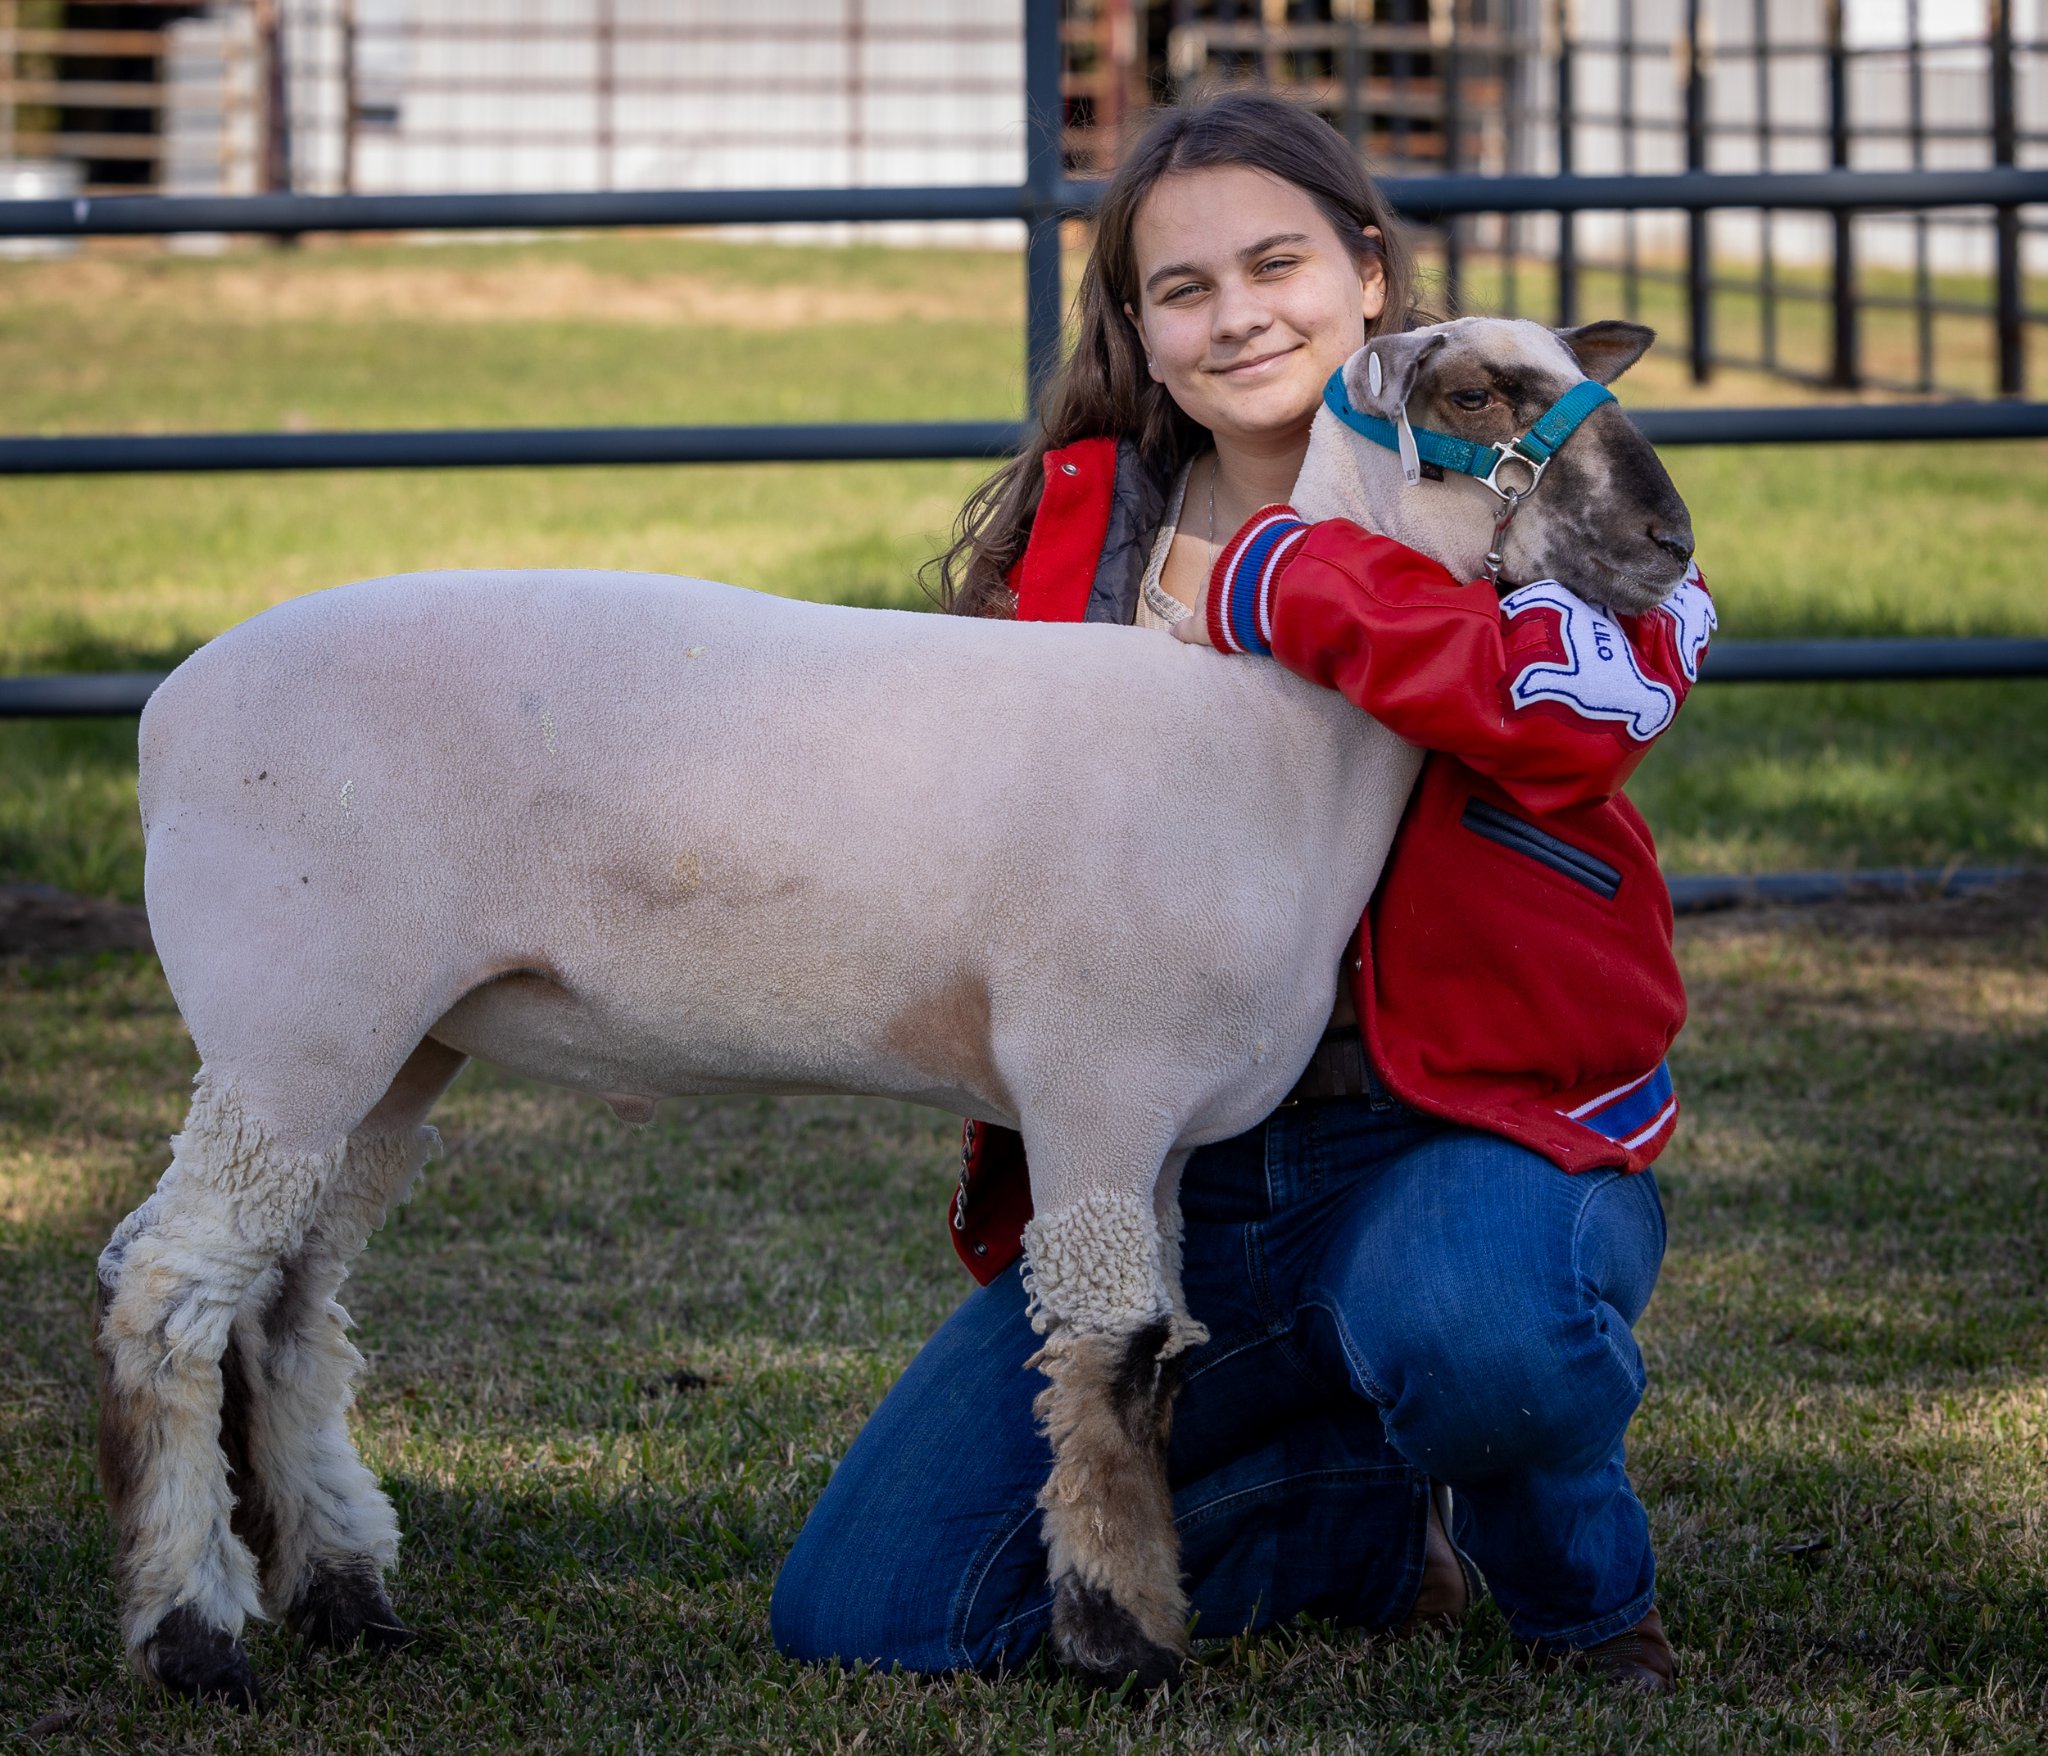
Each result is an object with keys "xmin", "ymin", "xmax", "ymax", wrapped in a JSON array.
[
  {"xmin": 1358, "ymin": 225, "xmax": 1387, "ymax": 324},
  {"xmin": 1122, "ymin": 300, "xmax": 1162, "ymax": 382}
]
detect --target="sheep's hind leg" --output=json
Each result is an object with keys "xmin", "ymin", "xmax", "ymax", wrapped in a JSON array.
[
  {"xmin": 228, "ymin": 1038, "xmax": 467, "ymax": 1653},
  {"xmin": 95, "ymin": 1075, "xmax": 342, "ymax": 1707},
  {"xmin": 1023, "ymin": 1150, "xmax": 1204, "ymax": 1692}
]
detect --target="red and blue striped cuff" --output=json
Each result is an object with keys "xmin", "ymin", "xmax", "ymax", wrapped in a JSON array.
[
  {"xmin": 1206, "ymin": 506, "xmax": 1309, "ymax": 656},
  {"xmin": 1559, "ymin": 1060, "xmax": 1677, "ymax": 1153}
]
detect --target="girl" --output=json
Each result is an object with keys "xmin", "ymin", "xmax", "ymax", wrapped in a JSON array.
[{"xmin": 770, "ymin": 90, "xmax": 1698, "ymax": 1694}]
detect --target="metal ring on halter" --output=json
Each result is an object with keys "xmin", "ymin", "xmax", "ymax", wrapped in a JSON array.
[{"xmin": 1481, "ymin": 447, "xmax": 1545, "ymax": 502}]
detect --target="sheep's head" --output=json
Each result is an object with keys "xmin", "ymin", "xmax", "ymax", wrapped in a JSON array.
[{"xmin": 1300, "ymin": 316, "xmax": 1695, "ymax": 616}]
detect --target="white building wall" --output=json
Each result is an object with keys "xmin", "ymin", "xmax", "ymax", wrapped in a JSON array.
[{"xmin": 282, "ymin": 0, "xmax": 1026, "ymax": 246}]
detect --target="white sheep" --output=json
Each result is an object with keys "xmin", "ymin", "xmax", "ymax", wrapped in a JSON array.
[{"xmin": 95, "ymin": 316, "xmax": 1699, "ymax": 1705}]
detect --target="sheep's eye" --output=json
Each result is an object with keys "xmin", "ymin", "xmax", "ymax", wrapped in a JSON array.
[{"xmin": 1449, "ymin": 388, "xmax": 1493, "ymax": 412}]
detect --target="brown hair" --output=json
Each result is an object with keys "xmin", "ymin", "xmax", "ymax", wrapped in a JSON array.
[{"xmin": 929, "ymin": 89, "xmax": 1419, "ymax": 617}]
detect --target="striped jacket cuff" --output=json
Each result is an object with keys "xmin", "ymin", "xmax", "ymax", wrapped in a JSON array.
[{"xmin": 1206, "ymin": 506, "xmax": 1309, "ymax": 656}]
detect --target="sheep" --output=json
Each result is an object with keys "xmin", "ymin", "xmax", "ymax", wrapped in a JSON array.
[{"xmin": 94, "ymin": 315, "xmax": 1702, "ymax": 1707}]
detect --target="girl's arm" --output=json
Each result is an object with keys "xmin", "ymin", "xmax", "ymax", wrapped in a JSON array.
[{"xmin": 1186, "ymin": 509, "xmax": 1715, "ymax": 815}]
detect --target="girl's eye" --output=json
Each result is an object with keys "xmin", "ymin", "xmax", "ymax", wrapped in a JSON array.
[
  {"xmin": 1165, "ymin": 282, "xmax": 1204, "ymax": 302},
  {"xmin": 1256, "ymin": 256, "xmax": 1298, "ymax": 275},
  {"xmin": 1449, "ymin": 389, "xmax": 1493, "ymax": 411}
]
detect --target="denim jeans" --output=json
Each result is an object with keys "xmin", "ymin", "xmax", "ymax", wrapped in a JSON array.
[{"xmin": 771, "ymin": 1080, "xmax": 1667, "ymax": 1671}]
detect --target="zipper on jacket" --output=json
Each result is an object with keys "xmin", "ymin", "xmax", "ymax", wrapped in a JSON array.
[{"xmin": 1459, "ymin": 798, "xmax": 1622, "ymax": 899}]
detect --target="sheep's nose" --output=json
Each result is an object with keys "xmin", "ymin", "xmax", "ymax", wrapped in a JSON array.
[{"xmin": 1649, "ymin": 520, "xmax": 1694, "ymax": 567}]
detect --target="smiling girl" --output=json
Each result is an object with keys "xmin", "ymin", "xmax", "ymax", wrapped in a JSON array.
[{"xmin": 769, "ymin": 90, "xmax": 1696, "ymax": 1694}]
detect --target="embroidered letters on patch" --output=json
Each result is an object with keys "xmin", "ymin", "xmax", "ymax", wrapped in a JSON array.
[{"xmin": 1501, "ymin": 580, "xmax": 1678, "ymax": 742}]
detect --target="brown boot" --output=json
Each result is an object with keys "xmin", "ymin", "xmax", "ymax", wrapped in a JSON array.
[
  {"xmin": 1538, "ymin": 1606, "xmax": 1678, "ymax": 1694},
  {"xmin": 1397, "ymin": 1485, "xmax": 1480, "ymax": 1636}
]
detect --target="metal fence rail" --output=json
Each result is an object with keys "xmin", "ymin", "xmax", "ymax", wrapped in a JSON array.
[
  {"xmin": 10, "ymin": 638, "xmax": 2045, "ymax": 724},
  {"xmin": 2, "ymin": 0, "xmax": 2045, "ymax": 720}
]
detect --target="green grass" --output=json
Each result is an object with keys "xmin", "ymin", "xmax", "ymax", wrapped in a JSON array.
[{"xmin": 4, "ymin": 886, "xmax": 2044, "ymax": 1751}]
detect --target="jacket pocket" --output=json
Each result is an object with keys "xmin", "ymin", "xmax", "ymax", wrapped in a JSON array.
[{"xmin": 1460, "ymin": 798, "xmax": 1622, "ymax": 899}]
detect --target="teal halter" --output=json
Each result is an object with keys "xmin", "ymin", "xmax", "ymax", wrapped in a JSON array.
[
  {"xmin": 1321, "ymin": 368, "xmax": 1615, "ymax": 502},
  {"xmin": 1320, "ymin": 365, "xmax": 1617, "ymax": 581}
]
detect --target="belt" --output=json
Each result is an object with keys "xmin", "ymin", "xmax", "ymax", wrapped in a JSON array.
[{"xmin": 1277, "ymin": 1026, "xmax": 1376, "ymax": 1106}]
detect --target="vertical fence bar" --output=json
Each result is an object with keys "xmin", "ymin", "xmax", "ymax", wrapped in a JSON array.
[
  {"xmin": 1554, "ymin": 0, "xmax": 1577, "ymax": 326},
  {"xmin": 1826, "ymin": 0, "xmax": 1859, "ymax": 388},
  {"xmin": 1909, "ymin": 0, "xmax": 1935, "ymax": 391},
  {"xmin": 596, "ymin": 0, "xmax": 616, "ymax": 190},
  {"xmin": 1619, "ymin": 0, "xmax": 1639, "ymax": 322},
  {"xmin": 1753, "ymin": 0, "xmax": 1777, "ymax": 373},
  {"xmin": 1024, "ymin": 0, "xmax": 1065, "ymax": 413},
  {"xmin": 1502, "ymin": 0, "xmax": 1523, "ymax": 316},
  {"xmin": 257, "ymin": 0, "xmax": 292, "ymax": 197},
  {"xmin": 1443, "ymin": 1, "xmax": 1463, "ymax": 309},
  {"xmin": 1684, "ymin": 0, "xmax": 1710, "ymax": 383},
  {"xmin": 340, "ymin": 0, "xmax": 358, "ymax": 197},
  {"xmin": 1341, "ymin": 0, "xmax": 1363, "ymax": 153},
  {"xmin": 1991, "ymin": 0, "xmax": 2024, "ymax": 396},
  {"xmin": 847, "ymin": 0, "xmax": 866, "ymax": 188},
  {"xmin": 0, "ymin": 0, "xmax": 14, "ymax": 167}
]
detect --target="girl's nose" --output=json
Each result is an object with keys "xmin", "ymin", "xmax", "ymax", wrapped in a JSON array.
[{"xmin": 1210, "ymin": 275, "xmax": 1273, "ymax": 342}]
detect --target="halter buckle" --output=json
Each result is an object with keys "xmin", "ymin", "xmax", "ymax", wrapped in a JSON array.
[{"xmin": 1480, "ymin": 443, "xmax": 1546, "ymax": 503}]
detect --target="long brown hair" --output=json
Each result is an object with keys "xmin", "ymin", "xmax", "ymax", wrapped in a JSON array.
[{"xmin": 930, "ymin": 89, "xmax": 1418, "ymax": 617}]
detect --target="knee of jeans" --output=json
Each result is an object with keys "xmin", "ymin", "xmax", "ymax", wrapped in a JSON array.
[
  {"xmin": 768, "ymin": 1530, "xmax": 841, "ymax": 1665},
  {"xmin": 769, "ymin": 1519, "xmax": 930, "ymax": 1668},
  {"xmin": 1379, "ymin": 1291, "xmax": 1645, "ymax": 1481}
]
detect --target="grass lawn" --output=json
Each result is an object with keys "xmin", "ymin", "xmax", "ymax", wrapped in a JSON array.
[
  {"xmin": 3, "ymin": 881, "xmax": 2043, "ymax": 1752},
  {"xmin": 1, "ymin": 234, "xmax": 2044, "ymax": 1752}
]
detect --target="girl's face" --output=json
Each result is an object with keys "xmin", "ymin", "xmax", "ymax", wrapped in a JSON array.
[{"xmin": 1125, "ymin": 164, "xmax": 1387, "ymax": 451}]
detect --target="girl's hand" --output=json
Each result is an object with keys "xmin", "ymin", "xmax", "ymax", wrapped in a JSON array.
[{"xmin": 1171, "ymin": 590, "xmax": 1213, "ymax": 646}]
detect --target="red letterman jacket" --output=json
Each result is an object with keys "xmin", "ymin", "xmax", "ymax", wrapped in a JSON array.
[{"xmin": 949, "ymin": 435, "xmax": 1714, "ymax": 1285}]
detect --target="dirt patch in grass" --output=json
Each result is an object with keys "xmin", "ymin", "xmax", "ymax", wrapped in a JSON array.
[
  {"xmin": 1675, "ymin": 866, "xmax": 2048, "ymax": 948},
  {"xmin": 0, "ymin": 884, "xmax": 151, "ymax": 960}
]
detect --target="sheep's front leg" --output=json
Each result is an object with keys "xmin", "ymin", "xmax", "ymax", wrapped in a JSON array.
[{"xmin": 1022, "ymin": 1150, "xmax": 1204, "ymax": 1690}]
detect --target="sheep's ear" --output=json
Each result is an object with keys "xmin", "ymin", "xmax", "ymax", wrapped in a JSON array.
[
  {"xmin": 1343, "ymin": 329, "xmax": 1449, "ymax": 420},
  {"xmin": 1556, "ymin": 320, "xmax": 1656, "ymax": 384},
  {"xmin": 1342, "ymin": 331, "xmax": 1448, "ymax": 487}
]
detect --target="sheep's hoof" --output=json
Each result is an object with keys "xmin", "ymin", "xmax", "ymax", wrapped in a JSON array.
[
  {"xmin": 1051, "ymin": 1579, "xmax": 1185, "ymax": 1695},
  {"xmin": 144, "ymin": 1606, "xmax": 261, "ymax": 1711},
  {"xmin": 288, "ymin": 1559, "xmax": 417, "ymax": 1654}
]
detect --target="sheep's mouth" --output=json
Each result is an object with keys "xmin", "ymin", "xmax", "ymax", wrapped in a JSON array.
[{"xmin": 1570, "ymin": 551, "xmax": 1689, "ymax": 616}]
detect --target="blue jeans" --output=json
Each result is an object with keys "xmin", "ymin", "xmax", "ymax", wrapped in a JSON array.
[{"xmin": 771, "ymin": 1083, "xmax": 1667, "ymax": 1671}]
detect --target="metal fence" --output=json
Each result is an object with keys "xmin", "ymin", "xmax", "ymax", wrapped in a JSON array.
[
  {"xmin": 1, "ymin": 0, "xmax": 2046, "ymax": 723},
  {"xmin": 1118, "ymin": 1, "xmax": 2045, "ymax": 401}
]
